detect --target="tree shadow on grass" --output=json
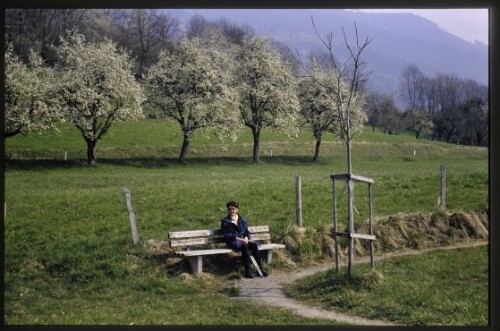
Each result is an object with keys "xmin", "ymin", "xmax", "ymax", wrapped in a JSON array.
[
  {"xmin": 4, "ymin": 159, "xmax": 89, "ymax": 170},
  {"xmin": 5, "ymin": 155, "xmax": 323, "ymax": 170}
]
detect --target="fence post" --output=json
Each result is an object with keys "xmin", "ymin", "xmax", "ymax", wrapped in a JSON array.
[
  {"xmin": 440, "ymin": 165, "xmax": 447, "ymax": 210},
  {"xmin": 333, "ymin": 178, "xmax": 339, "ymax": 271},
  {"xmin": 296, "ymin": 176, "xmax": 302, "ymax": 227},
  {"xmin": 124, "ymin": 187, "xmax": 140, "ymax": 245},
  {"xmin": 369, "ymin": 183, "xmax": 374, "ymax": 270}
]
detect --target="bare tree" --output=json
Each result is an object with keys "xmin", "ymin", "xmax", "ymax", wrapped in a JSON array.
[
  {"xmin": 295, "ymin": 17, "xmax": 371, "ymax": 278},
  {"xmin": 5, "ymin": 9, "xmax": 93, "ymax": 65},
  {"xmin": 365, "ymin": 91, "xmax": 385, "ymax": 132},
  {"xmin": 296, "ymin": 18, "xmax": 371, "ymax": 173},
  {"xmin": 125, "ymin": 9, "xmax": 179, "ymax": 76},
  {"xmin": 378, "ymin": 95, "xmax": 402, "ymax": 135},
  {"xmin": 186, "ymin": 14, "xmax": 253, "ymax": 45},
  {"xmin": 399, "ymin": 64, "xmax": 426, "ymax": 110}
]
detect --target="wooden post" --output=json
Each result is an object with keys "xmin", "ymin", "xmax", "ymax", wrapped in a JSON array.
[
  {"xmin": 331, "ymin": 173, "xmax": 375, "ymax": 277},
  {"xmin": 347, "ymin": 178, "xmax": 354, "ymax": 279},
  {"xmin": 64, "ymin": 149, "xmax": 68, "ymax": 160},
  {"xmin": 333, "ymin": 178, "xmax": 339, "ymax": 271},
  {"xmin": 124, "ymin": 187, "xmax": 140, "ymax": 245},
  {"xmin": 440, "ymin": 165, "xmax": 447, "ymax": 210},
  {"xmin": 296, "ymin": 176, "xmax": 302, "ymax": 227},
  {"xmin": 369, "ymin": 183, "xmax": 374, "ymax": 270}
]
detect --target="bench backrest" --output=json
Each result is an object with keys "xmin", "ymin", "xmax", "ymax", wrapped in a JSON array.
[{"xmin": 168, "ymin": 225, "xmax": 272, "ymax": 249}]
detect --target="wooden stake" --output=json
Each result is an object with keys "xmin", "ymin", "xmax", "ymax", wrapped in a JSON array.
[
  {"xmin": 124, "ymin": 187, "xmax": 139, "ymax": 245},
  {"xmin": 296, "ymin": 176, "xmax": 302, "ymax": 227},
  {"xmin": 369, "ymin": 183, "xmax": 374, "ymax": 270},
  {"xmin": 333, "ymin": 179, "xmax": 339, "ymax": 271},
  {"xmin": 440, "ymin": 165, "xmax": 447, "ymax": 210}
]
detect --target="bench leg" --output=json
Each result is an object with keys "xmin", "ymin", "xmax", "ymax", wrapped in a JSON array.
[
  {"xmin": 187, "ymin": 256, "xmax": 202, "ymax": 274},
  {"xmin": 263, "ymin": 250, "xmax": 273, "ymax": 264}
]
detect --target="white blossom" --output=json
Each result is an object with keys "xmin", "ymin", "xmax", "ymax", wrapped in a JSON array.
[
  {"xmin": 145, "ymin": 37, "xmax": 239, "ymax": 162},
  {"xmin": 4, "ymin": 44, "xmax": 62, "ymax": 137},
  {"xmin": 55, "ymin": 31, "xmax": 145, "ymax": 165},
  {"xmin": 235, "ymin": 36, "xmax": 300, "ymax": 161}
]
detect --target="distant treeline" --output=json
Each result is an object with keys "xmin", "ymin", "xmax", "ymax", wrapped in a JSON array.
[{"xmin": 5, "ymin": 9, "xmax": 488, "ymax": 148}]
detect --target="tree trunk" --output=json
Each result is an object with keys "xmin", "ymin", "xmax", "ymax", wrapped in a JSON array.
[
  {"xmin": 313, "ymin": 138, "xmax": 321, "ymax": 162},
  {"xmin": 476, "ymin": 132, "xmax": 482, "ymax": 146},
  {"xmin": 86, "ymin": 139, "xmax": 97, "ymax": 166},
  {"xmin": 178, "ymin": 132, "xmax": 191, "ymax": 163},
  {"xmin": 252, "ymin": 127, "xmax": 261, "ymax": 162}
]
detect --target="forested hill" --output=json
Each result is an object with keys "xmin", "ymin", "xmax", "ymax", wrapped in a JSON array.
[{"xmin": 166, "ymin": 9, "xmax": 488, "ymax": 95}]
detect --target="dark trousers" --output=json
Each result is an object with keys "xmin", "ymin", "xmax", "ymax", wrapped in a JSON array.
[{"xmin": 240, "ymin": 241, "xmax": 263, "ymax": 271}]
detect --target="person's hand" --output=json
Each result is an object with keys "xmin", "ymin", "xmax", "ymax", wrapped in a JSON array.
[{"xmin": 237, "ymin": 237, "xmax": 249, "ymax": 245}]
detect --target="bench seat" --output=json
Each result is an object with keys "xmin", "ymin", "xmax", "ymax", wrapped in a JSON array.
[{"xmin": 168, "ymin": 226, "xmax": 285, "ymax": 274}]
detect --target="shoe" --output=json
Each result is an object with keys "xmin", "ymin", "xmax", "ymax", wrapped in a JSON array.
[
  {"xmin": 257, "ymin": 265, "xmax": 268, "ymax": 277},
  {"xmin": 245, "ymin": 271, "xmax": 254, "ymax": 278}
]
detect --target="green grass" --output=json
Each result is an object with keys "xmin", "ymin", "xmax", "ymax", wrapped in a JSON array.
[
  {"xmin": 286, "ymin": 245, "xmax": 488, "ymax": 326},
  {"xmin": 5, "ymin": 119, "xmax": 464, "ymax": 159},
  {"xmin": 4, "ymin": 119, "xmax": 488, "ymax": 325}
]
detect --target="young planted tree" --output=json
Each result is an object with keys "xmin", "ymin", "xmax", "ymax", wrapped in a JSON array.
[
  {"xmin": 4, "ymin": 44, "xmax": 61, "ymax": 138},
  {"xmin": 235, "ymin": 36, "xmax": 300, "ymax": 162},
  {"xmin": 55, "ymin": 31, "xmax": 144, "ymax": 166},
  {"xmin": 145, "ymin": 37, "xmax": 239, "ymax": 163},
  {"xmin": 298, "ymin": 19, "xmax": 370, "ymax": 279}
]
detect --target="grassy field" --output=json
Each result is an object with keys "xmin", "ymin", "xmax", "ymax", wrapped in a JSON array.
[
  {"xmin": 287, "ymin": 245, "xmax": 488, "ymax": 326},
  {"xmin": 4, "ymin": 119, "xmax": 489, "ymax": 325}
]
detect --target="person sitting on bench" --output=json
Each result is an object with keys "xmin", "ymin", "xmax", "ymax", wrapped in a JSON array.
[{"xmin": 220, "ymin": 200, "xmax": 268, "ymax": 278}]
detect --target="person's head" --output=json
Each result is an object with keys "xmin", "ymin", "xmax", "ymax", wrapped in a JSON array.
[{"xmin": 226, "ymin": 201, "xmax": 239, "ymax": 216}]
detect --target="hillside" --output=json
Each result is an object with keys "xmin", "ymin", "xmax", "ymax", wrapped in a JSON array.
[
  {"xmin": 4, "ymin": 119, "xmax": 488, "ymax": 325},
  {"xmin": 165, "ymin": 9, "xmax": 488, "ymax": 95}
]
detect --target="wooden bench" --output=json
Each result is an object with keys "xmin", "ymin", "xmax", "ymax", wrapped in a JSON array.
[{"xmin": 168, "ymin": 225, "xmax": 286, "ymax": 274}]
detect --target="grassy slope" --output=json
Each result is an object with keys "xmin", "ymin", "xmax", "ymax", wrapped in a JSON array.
[
  {"xmin": 4, "ymin": 120, "xmax": 488, "ymax": 325},
  {"xmin": 287, "ymin": 245, "xmax": 488, "ymax": 326}
]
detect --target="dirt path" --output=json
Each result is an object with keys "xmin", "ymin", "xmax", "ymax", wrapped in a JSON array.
[{"xmin": 232, "ymin": 240, "xmax": 488, "ymax": 325}]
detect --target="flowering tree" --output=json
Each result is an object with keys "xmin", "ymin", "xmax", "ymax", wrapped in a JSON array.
[
  {"xmin": 55, "ymin": 31, "xmax": 144, "ymax": 166},
  {"xmin": 145, "ymin": 37, "xmax": 239, "ymax": 163},
  {"xmin": 4, "ymin": 44, "xmax": 61, "ymax": 138},
  {"xmin": 298, "ymin": 57, "xmax": 338, "ymax": 161},
  {"xmin": 235, "ymin": 36, "xmax": 300, "ymax": 162},
  {"xmin": 298, "ymin": 54, "xmax": 366, "ymax": 162}
]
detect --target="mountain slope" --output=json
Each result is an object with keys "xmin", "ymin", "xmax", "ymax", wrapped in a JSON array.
[{"xmin": 166, "ymin": 9, "xmax": 487, "ymax": 95}]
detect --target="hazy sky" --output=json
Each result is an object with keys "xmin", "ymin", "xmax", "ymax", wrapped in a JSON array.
[{"xmin": 354, "ymin": 9, "xmax": 488, "ymax": 44}]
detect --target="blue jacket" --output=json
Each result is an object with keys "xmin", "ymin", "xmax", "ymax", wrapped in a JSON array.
[{"xmin": 220, "ymin": 215, "xmax": 251, "ymax": 250}]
